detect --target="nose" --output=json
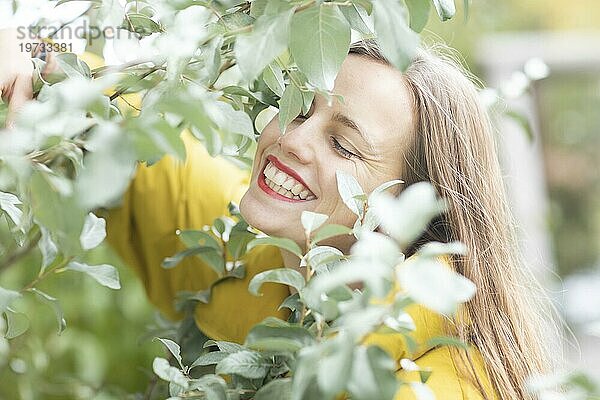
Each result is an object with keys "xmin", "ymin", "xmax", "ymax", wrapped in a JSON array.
[{"xmin": 277, "ymin": 118, "xmax": 316, "ymax": 164}]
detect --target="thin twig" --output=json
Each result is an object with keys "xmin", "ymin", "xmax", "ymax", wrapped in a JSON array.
[{"xmin": 0, "ymin": 229, "xmax": 41, "ymax": 274}]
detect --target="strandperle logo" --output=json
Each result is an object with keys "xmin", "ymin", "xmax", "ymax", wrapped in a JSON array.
[{"xmin": 16, "ymin": 19, "xmax": 137, "ymax": 45}]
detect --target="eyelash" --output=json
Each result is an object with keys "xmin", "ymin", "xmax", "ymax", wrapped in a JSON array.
[
  {"xmin": 294, "ymin": 116, "xmax": 359, "ymax": 160},
  {"xmin": 330, "ymin": 136, "xmax": 359, "ymax": 159}
]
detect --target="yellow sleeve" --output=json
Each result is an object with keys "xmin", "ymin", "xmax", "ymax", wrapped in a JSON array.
[
  {"xmin": 103, "ymin": 130, "xmax": 252, "ymax": 320},
  {"xmin": 394, "ymin": 346, "xmax": 499, "ymax": 400}
]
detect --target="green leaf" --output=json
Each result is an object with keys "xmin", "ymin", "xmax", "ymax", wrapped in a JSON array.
[
  {"xmin": 263, "ymin": 63, "xmax": 285, "ymax": 97},
  {"xmin": 350, "ymin": 231, "xmax": 402, "ymax": 268},
  {"xmin": 335, "ymin": 170, "xmax": 365, "ymax": 217},
  {"xmin": 215, "ymin": 350, "xmax": 271, "ymax": 379},
  {"xmin": 311, "ymin": 224, "xmax": 352, "ymax": 245},
  {"xmin": 278, "ymin": 83, "xmax": 303, "ymax": 134},
  {"xmin": 431, "ymin": 0, "xmax": 456, "ymax": 21},
  {"xmin": 30, "ymin": 170, "xmax": 85, "ymax": 256},
  {"xmin": 347, "ymin": 345, "xmax": 398, "ymax": 400},
  {"xmin": 188, "ymin": 374, "xmax": 228, "ymax": 400},
  {"xmin": 304, "ymin": 259, "xmax": 389, "ymax": 308},
  {"xmin": 299, "ymin": 91, "xmax": 314, "ymax": 120},
  {"xmin": 397, "ymin": 257, "xmax": 476, "ymax": 315},
  {"xmin": 317, "ymin": 333, "xmax": 354, "ymax": 397},
  {"xmin": 203, "ymin": 340, "xmax": 244, "ymax": 353},
  {"xmin": 383, "ymin": 310, "xmax": 415, "ymax": 332},
  {"xmin": 371, "ymin": 182, "xmax": 446, "ymax": 247},
  {"xmin": 247, "ymin": 236, "xmax": 303, "ymax": 258},
  {"xmin": 0, "ymin": 191, "xmax": 22, "ymax": 226},
  {"xmin": 55, "ymin": 53, "xmax": 92, "ymax": 78},
  {"xmin": 222, "ymin": 85, "xmax": 278, "ymax": 107},
  {"xmin": 74, "ymin": 123, "xmax": 137, "ymax": 210},
  {"xmin": 152, "ymin": 357, "xmax": 189, "ymax": 388},
  {"xmin": 235, "ymin": 8, "xmax": 295, "ymax": 82},
  {"xmin": 190, "ymin": 351, "xmax": 229, "ymax": 369},
  {"xmin": 4, "ymin": 310, "xmax": 29, "ymax": 339},
  {"xmin": 66, "ymin": 261, "xmax": 121, "ymax": 290},
  {"xmin": 0, "ymin": 287, "xmax": 21, "ymax": 313},
  {"xmin": 300, "ymin": 246, "xmax": 344, "ymax": 272},
  {"xmin": 162, "ymin": 247, "xmax": 224, "ymax": 276},
  {"xmin": 155, "ymin": 338, "xmax": 184, "ymax": 369},
  {"xmin": 405, "ymin": 0, "xmax": 431, "ymax": 32},
  {"xmin": 208, "ymin": 101, "xmax": 255, "ymax": 140},
  {"xmin": 227, "ymin": 227, "xmax": 256, "ymax": 260},
  {"xmin": 426, "ymin": 335, "xmax": 469, "ymax": 350},
  {"xmin": 249, "ymin": 268, "xmax": 306, "ymax": 296},
  {"xmin": 373, "ymin": 0, "xmax": 420, "ymax": 71},
  {"xmin": 289, "ymin": 4, "xmax": 351, "ymax": 90},
  {"xmin": 254, "ymin": 378, "xmax": 292, "ymax": 400},
  {"xmin": 301, "ymin": 211, "xmax": 329, "ymax": 235},
  {"xmin": 125, "ymin": 12, "xmax": 162, "ymax": 36},
  {"xmin": 246, "ymin": 326, "xmax": 313, "ymax": 353},
  {"xmin": 80, "ymin": 212, "xmax": 106, "ymax": 250},
  {"xmin": 245, "ymin": 319, "xmax": 315, "ymax": 352},
  {"xmin": 29, "ymin": 288, "xmax": 66, "ymax": 335},
  {"xmin": 278, "ymin": 292, "xmax": 303, "ymax": 312},
  {"xmin": 177, "ymin": 230, "xmax": 221, "ymax": 251},
  {"xmin": 291, "ymin": 346, "xmax": 321, "ymax": 400},
  {"xmin": 339, "ymin": 3, "xmax": 374, "ymax": 35}
]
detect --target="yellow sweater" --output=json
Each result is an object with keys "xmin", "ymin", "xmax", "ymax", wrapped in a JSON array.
[{"xmin": 104, "ymin": 131, "xmax": 499, "ymax": 400}]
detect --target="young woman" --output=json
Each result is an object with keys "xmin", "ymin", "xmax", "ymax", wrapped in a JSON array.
[{"xmin": 1, "ymin": 30, "xmax": 558, "ymax": 399}]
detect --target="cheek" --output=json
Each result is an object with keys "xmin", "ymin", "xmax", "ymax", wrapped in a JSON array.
[
  {"xmin": 313, "ymin": 168, "xmax": 358, "ymax": 227},
  {"xmin": 252, "ymin": 121, "xmax": 279, "ymax": 174}
]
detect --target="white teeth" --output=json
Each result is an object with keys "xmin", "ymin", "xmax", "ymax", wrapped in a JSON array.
[
  {"xmin": 263, "ymin": 160, "xmax": 317, "ymax": 200},
  {"xmin": 265, "ymin": 163, "xmax": 274, "ymax": 174},
  {"xmin": 282, "ymin": 178, "xmax": 295, "ymax": 190},
  {"xmin": 273, "ymin": 171, "xmax": 287, "ymax": 185},
  {"xmin": 291, "ymin": 183, "xmax": 303, "ymax": 195},
  {"xmin": 265, "ymin": 165, "xmax": 277, "ymax": 180}
]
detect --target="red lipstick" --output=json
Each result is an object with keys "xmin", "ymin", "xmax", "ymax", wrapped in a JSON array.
[{"xmin": 266, "ymin": 155, "xmax": 312, "ymax": 191}]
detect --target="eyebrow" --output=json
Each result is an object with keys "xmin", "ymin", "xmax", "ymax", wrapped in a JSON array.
[{"xmin": 330, "ymin": 111, "xmax": 375, "ymax": 151}]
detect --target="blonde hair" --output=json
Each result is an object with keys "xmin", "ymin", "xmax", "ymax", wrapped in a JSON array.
[{"xmin": 349, "ymin": 38, "xmax": 561, "ymax": 399}]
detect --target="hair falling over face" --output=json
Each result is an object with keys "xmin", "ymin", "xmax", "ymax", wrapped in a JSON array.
[{"xmin": 348, "ymin": 39, "xmax": 563, "ymax": 400}]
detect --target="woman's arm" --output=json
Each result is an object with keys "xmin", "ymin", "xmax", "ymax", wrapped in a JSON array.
[
  {"xmin": 0, "ymin": 28, "xmax": 35, "ymax": 128},
  {"xmin": 0, "ymin": 28, "xmax": 59, "ymax": 128}
]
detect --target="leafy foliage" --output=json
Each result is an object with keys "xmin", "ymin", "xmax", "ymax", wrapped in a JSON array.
[
  {"xmin": 155, "ymin": 174, "xmax": 474, "ymax": 399},
  {"xmin": 0, "ymin": 0, "xmax": 493, "ymax": 398}
]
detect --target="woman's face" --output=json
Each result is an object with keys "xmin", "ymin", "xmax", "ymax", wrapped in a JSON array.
[{"xmin": 240, "ymin": 54, "xmax": 415, "ymax": 252}]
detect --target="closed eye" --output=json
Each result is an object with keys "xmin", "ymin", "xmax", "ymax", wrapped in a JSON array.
[
  {"xmin": 293, "ymin": 115, "xmax": 360, "ymax": 160},
  {"xmin": 330, "ymin": 136, "xmax": 359, "ymax": 160}
]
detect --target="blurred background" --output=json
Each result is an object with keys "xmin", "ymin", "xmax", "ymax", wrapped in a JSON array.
[{"xmin": 1, "ymin": 0, "xmax": 599, "ymax": 398}]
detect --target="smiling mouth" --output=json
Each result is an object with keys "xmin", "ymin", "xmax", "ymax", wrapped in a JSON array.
[{"xmin": 258, "ymin": 157, "xmax": 316, "ymax": 202}]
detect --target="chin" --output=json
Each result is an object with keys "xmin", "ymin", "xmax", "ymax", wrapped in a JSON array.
[{"xmin": 240, "ymin": 187, "xmax": 300, "ymax": 241}]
